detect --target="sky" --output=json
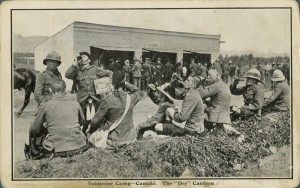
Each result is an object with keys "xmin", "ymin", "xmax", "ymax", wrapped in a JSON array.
[{"xmin": 12, "ymin": 9, "xmax": 291, "ymax": 57}]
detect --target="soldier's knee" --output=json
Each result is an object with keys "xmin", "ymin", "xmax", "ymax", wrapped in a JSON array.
[{"xmin": 154, "ymin": 123, "xmax": 163, "ymax": 132}]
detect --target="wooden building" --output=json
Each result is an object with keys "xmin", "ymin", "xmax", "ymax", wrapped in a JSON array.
[{"xmin": 35, "ymin": 21, "xmax": 220, "ymax": 89}]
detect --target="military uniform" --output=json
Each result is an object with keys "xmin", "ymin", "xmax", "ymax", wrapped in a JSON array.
[
  {"xmin": 263, "ymin": 80, "xmax": 290, "ymax": 111},
  {"xmin": 65, "ymin": 64, "xmax": 112, "ymax": 133},
  {"xmin": 123, "ymin": 64, "xmax": 132, "ymax": 83},
  {"xmin": 222, "ymin": 63, "xmax": 230, "ymax": 84},
  {"xmin": 164, "ymin": 61, "xmax": 174, "ymax": 83},
  {"xmin": 162, "ymin": 89, "xmax": 205, "ymax": 135},
  {"xmin": 230, "ymin": 81, "xmax": 265, "ymax": 119},
  {"xmin": 198, "ymin": 79, "xmax": 231, "ymax": 125},
  {"xmin": 89, "ymin": 83, "xmax": 143, "ymax": 144},
  {"xmin": 152, "ymin": 62, "xmax": 163, "ymax": 86},
  {"xmin": 65, "ymin": 64, "xmax": 112, "ymax": 104},
  {"xmin": 141, "ymin": 61, "xmax": 152, "ymax": 90},
  {"xmin": 28, "ymin": 94, "xmax": 88, "ymax": 159},
  {"xmin": 189, "ymin": 61, "xmax": 198, "ymax": 76},
  {"xmin": 34, "ymin": 68, "xmax": 62, "ymax": 105},
  {"xmin": 132, "ymin": 61, "xmax": 142, "ymax": 89}
]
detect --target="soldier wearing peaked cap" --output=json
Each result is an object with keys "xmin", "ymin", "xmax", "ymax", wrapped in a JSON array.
[
  {"xmin": 34, "ymin": 51, "xmax": 63, "ymax": 105},
  {"xmin": 65, "ymin": 51, "xmax": 113, "ymax": 133}
]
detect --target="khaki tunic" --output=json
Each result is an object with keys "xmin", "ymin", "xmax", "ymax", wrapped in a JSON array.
[
  {"xmin": 263, "ymin": 80, "xmax": 290, "ymax": 111},
  {"xmin": 230, "ymin": 82, "xmax": 265, "ymax": 118},
  {"xmin": 89, "ymin": 83, "xmax": 143, "ymax": 144},
  {"xmin": 30, "ymin": 95, "xmax": 87, "ymax": 152},
  {"xmin": 198, "ymin": 79, "xmax": 231, "ymax": 124},
  {"xmin": 34, "ymin": 68, "xmax": 62, "ymax": 105},
  {"xmin": 65, "ymin": 65, "xmax": 112, "ymax": 103},
  {"xmin": 174, "ymin": 89, "xmax": 205, "ymax": 133}
]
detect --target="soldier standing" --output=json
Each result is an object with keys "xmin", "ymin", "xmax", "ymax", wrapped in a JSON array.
[
  {"xmin": 281, "ymin": 60, "xmax": 290, "ymax": 85},
  {"xmin": 34, "ymin": 51, "xmax": 62, "ymax": 106},
  {"xmin": 153, "ymin": 58, "xmax": 163, "ymax": 86},
  {"xmin": 65, "ymin": 52, "xmax": 113, "ymax": 133},
  {"xmin": 176, "ymin": 62, "xmax": 183, "ymax": 78},
  {"xmin": 256, "ymin": 62, "xmax": 264, "ymax": 84},
  {"xmin": 142, "ymin": 58, "xmax": 152, "ymax": 90},
  {"xmin": 229, "ymin": 60, "xmax": 236, "ymax": 84},
  {"xmin": 270, "ymin": 62, "xmax": 277, "ymax": 90},
  {"xmin": 164, "ymin": 59, "xmax": 174, "ymax": 83},
  {"xmin": 199, "ymin": 62, "xmax": 207, "ymax": 78},
  {"xmin": 264, "ymin": 62, "xmax": 272, "ymax": 89},
  {"xmin": 122, "ymin": 60, "xmax": 132, "ymax": 83},
  {"xmin": 222, "ymin": 61, "xmax": 230, "ymax": 84},
  {"xmin": 132, "ymin": 57, "xmax": 142, "ymax": 89},
  {"xmin": 189, "ymin": 58, "xmax": 198, "ymax": 76}
]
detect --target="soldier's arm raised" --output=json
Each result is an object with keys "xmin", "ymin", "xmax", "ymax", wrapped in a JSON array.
[
  {"xmin": 229, "ymin": 81, "xmax": 246, "ymax": 95},
  {"xmin": 65, "ymin": 64, "xmax": 78, "ymax": 80}
]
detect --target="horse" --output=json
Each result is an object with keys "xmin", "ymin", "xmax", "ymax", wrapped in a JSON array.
[{"xmin": 14, "ymin": 68, "xmax": 38, "ymax": 115}]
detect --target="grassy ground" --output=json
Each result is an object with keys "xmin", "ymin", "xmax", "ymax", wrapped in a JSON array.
[{"xmin": 13, "ymin": 88, "xmax": 288, "ymax": 179}]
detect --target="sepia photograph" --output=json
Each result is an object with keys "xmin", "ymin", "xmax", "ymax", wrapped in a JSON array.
[{"xmin": 1, "ymin": 1, "xmax": 299, "ymax": 187}]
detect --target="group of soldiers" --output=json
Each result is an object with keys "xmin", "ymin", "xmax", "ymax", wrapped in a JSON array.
[
  {"xmin": 25, "ymin": 50, "xmax": 290, "ymax": 160},
  {"xmin": 103, "ymin": 57, "xmax": 175, "ymax": 91}
]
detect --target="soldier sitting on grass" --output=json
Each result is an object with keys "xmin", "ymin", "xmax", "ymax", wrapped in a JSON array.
[
  {"xmin": 154, "ymin": 76, "xmax": 206, "ymax": 136},
  {"xmin": 230, "ymin": 68, "xmax": 265, "ymax": 120},
  {"xmin": 263, "ymin": 69, "xmax": 290, "ymax": 112},
  {"xmin": 25, "ymin": 80, "xmax": 89, "ymax": 160}
]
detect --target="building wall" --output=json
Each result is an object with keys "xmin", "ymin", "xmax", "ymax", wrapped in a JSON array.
[
  {"xmin": 35, "ymin": 22, "xmax": 220, "ymax": 90},
  {"xmin": 73, "ymin": 22, "xmax": 220, "ymax": 63},
  {"xmin": 34, "ymin": 24, "xmax": 74, "ymax": 90}
]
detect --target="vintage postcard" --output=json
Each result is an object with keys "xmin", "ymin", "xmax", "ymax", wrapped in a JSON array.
[{"xmin": 1, "ymin": 0, "xmax": 299, "ymax": 187}]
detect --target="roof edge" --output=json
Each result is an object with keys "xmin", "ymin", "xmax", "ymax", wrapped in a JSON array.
[{"xmin": 73, "ymin": 21, "xmax": 220, "ymax": 39}]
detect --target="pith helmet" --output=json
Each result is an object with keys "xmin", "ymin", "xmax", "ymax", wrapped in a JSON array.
[
  {"xmin": 271, "ymin": 69, "xmax": 285, "ymax": 82},
  {"xmin": 244, "ymin": 68, "xmax": 261, "ymax": 81},
  {"xmin": 43, "ymin": 51, "xmax": 61, "ymax": 65}
]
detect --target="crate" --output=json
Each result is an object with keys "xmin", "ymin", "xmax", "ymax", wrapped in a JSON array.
[{"xmin": 94, "ymin": 77, "xmax": 112, "ymax": 95}]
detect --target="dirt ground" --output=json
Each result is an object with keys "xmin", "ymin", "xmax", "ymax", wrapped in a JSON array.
[{"xmin": 13, "ymin": 88, "xmax": 289, "ymax": 178}]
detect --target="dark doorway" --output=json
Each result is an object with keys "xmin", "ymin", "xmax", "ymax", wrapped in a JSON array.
[
  {"xmin": 90, "ymin": 46, "xmax": 134, "ymax": 68},
  {"xmin": 183, "ymin": 52, "xmax": 212, "ymax": 68},
  {"xmin": 141, "ymin": 50, "xmax": 177, "ymax": 65}
]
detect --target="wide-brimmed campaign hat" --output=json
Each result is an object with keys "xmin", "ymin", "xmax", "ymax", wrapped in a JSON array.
[{"xmin": 271, "ymin": 69, "xmax": 285, "ymax": 82}]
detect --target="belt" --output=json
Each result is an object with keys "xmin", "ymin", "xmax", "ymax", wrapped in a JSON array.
[{"xmin": 50, "ymin": 143, "xmax": 90, "ymax": 158}]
